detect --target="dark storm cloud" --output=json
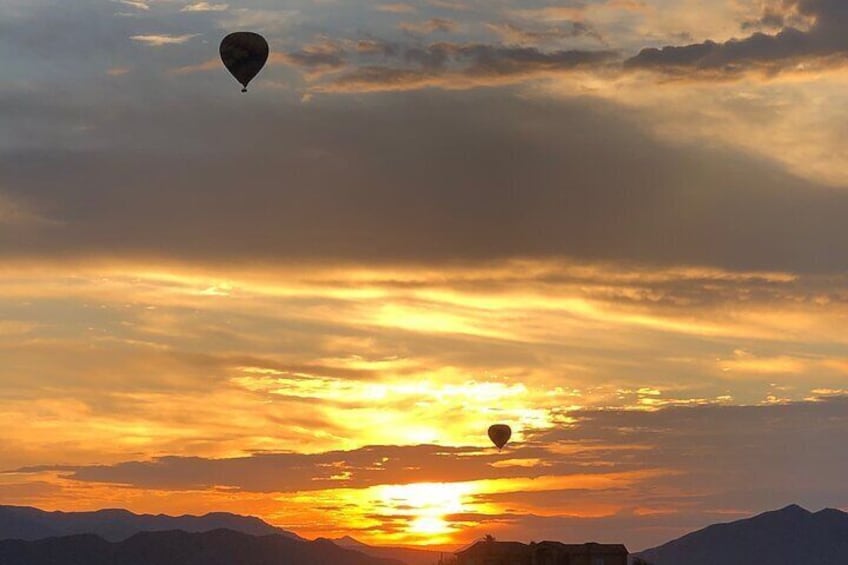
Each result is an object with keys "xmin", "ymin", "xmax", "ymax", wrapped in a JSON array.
[
  {"xmin": 3, "ymin": 86, "xmax": 848, "ymax": 273},
  {"xmin": 626, "ymin": 0, "xmax": 848, "ymax": 73}
]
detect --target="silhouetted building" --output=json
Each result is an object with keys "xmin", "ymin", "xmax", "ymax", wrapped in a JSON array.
[
  {"xmin": 455, "ymin": 540, "xmax": 628, "ymax": 565},
  {"xmin": 532, "ymin": 542, "xmax": 628, "ymax": 565},
  {"xmin": 455, "ymin": 541, "xmax": 531, "ymax": 565}
]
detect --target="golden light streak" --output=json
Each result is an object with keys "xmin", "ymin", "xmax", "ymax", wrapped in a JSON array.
[{"xmin": 266, "ymin": 470, "xmax": 671, "ymax": 545}]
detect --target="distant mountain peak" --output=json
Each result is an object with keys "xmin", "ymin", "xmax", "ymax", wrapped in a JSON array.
[
  {"xmin": 815, "ymin": 507, "xmax": 844, "ymax": 516},
  {"xmin": 776, "ymin": 503, "xmax": 810, "ymax": 514},
  {"xmin": 331, "ymin": 535, "xmax": 368, "ymax": 546}
]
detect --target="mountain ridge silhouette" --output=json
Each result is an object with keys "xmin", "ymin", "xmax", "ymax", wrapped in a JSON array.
[
  {"xmin": 6, "ymin": 503, "xmax": 848, "ymax": 565},
  {"xmin": 0, "ymin": 505, "xmax": 301, "ymax": 543},
  {"xmin": 0, "ymin": 528, "xmax": 404, "ymax": 565},
  {"xmin": 636, "ymin": 504, "xmax": 848, "ymax": 565}
]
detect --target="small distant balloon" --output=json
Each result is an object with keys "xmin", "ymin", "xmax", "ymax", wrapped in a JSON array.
[
  {"xmin": 219, "ymin": 32, "xmax": 269, "ymax": 93},
  {"xmin": 488, "ymin": 424, "xmax": 512, "ymax": 450}
]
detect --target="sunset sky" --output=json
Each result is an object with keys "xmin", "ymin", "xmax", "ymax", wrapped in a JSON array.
[{"xmin": 3, "ymin": 0, "xmax": 848, "ymax": 553}]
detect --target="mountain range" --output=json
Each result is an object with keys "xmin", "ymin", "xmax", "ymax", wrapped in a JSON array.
[
  {"xmin": 3, "ymin": 503, "xmax": 848, "ymax": 565},
  {"xmin": 0, "ymin": 529, "xmax": 403, "ymax": 565},
  {"xmin": 0, "ymin": 506, "xmax": 441, "ymax": 565},
  {"xmin": 0, "ymin": 505, "xmax": 301, "ymax": 542},
  {"xmin": 636, "ymin": 504, "xmax": 848, "ymax": 565}
]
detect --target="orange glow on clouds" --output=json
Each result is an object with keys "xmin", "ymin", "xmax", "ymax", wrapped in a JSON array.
[{"xmin": 1, "ymin": 259, "xmax": 847, "ymax": 546}]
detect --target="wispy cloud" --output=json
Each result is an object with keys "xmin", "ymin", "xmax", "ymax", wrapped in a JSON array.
[
  {"xmin": 277, "ymin": 39, "xmax": 347, "ymax": 73},
  {"xmin": 130, "ymin": 34, "xmax": 199, "ymax": 46},
  {"xmin": 486, "ymin": 21, "xmax": 604, "ymax": 45},
  {"xmin": 115, "ymin": 0, "xmax": 150, "ymax": 11},
  {"xmin": 181, "ymin": 2, "xmax": 229, "ymax": 12},
  {"xmin": 375, "ymin": 3, "xmax": 417, "ymax": 14},
  {"xmin": 399, "ymin": 18, "xmax": 458, "ymax": 35}
]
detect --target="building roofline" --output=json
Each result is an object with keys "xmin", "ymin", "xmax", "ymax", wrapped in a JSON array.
[{"xmin": 455, "ymin": 540, "xmax": 628, "ymax": 555}]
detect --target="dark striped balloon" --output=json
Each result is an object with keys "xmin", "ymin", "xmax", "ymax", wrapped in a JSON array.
[{"xmin": 220, "ymin": 32, "xmax": 269, "ymax": 92}]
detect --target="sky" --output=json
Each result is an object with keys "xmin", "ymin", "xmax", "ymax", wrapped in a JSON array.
[{"xmin": 2, "ymin": 0, "xmax": 848, "ymax": 553}]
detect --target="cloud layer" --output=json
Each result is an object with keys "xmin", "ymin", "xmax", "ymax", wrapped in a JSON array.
[
  {"xmin": 3, "ymin": 89, "xmax": 848, "ymax": 272},
  {"xmin": 9, "ymin": 399, "xmax": 848, "ymax": 549},
  {"xmin": 627, "ymin": 0, "xmax": 848, "ymax": 74}
]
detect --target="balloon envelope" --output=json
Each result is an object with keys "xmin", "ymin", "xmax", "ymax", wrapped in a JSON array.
[
  {"xmin": 220, "ymin": 32, "xmax": 269, "ymax": 92},
  {"xmin": 488, "ymin": 424, "xmax": 512, "ymax": 450}
]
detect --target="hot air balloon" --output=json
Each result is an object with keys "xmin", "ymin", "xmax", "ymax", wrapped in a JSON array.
[
  {"xmin": 488, "ymin": 424, "xmax": 511, "ymax": 451},
  {"xmin": 220, "ymin": 32, "xmax": 269, "ymax": 92}
]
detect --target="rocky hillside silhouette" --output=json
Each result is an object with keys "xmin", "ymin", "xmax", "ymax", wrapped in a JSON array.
[{"xmin": 636, "ymin": 504, "xmax": 848, "ymax": 565}]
